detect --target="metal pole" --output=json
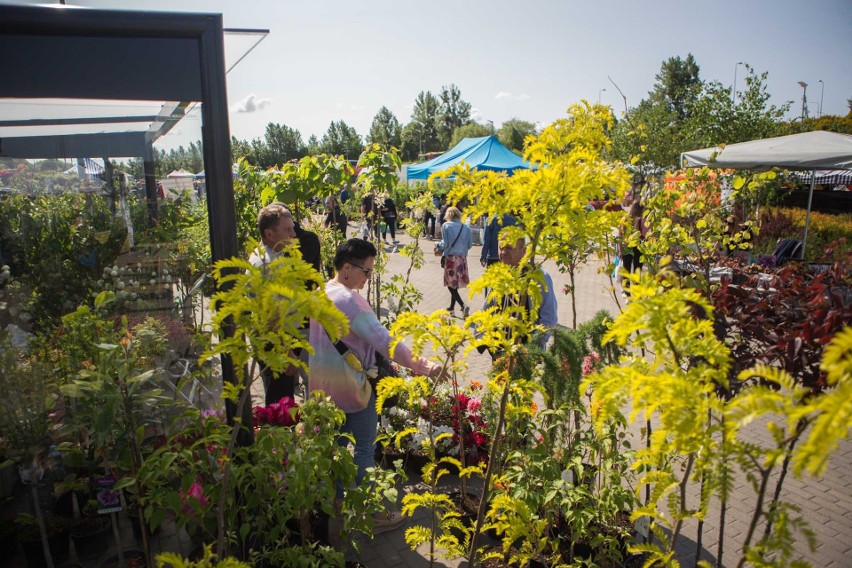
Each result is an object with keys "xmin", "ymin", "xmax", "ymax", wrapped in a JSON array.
[
  {"xmin": 818, "ymin": 79, "xmax": 824, "ymax": 117},
  {"xmin": 798, "ymin": 81, "xmax": 808, "ymax": 119},
  {"xmin": 802, "ymin": 170, "xmax": 816, "ymax": 259},
  {"xmin": 732, "ymin": 62, "xmax": 743, "ymax": 104}
]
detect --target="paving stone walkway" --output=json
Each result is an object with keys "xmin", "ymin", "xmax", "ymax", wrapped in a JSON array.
[{"xmin": 349, "ymin": 226, "xmax": 852, "ymax": 568}]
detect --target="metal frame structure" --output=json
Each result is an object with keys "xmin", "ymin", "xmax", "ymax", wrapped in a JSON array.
[{"xmin": 0, "ymin": 3, "xmax": 263, "ymax": 442}]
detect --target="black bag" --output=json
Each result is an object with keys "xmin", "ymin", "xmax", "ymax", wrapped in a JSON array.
[{"xmin": 438, "ymin": 225, "xmax": 463, "ymax": 270}]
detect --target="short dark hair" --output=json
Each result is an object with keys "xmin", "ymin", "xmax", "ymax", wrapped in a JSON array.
[
  {"xmin": 333, "ymin": 238, "xmax": 377, "ymax": 270},
  {"xmin": 257, "ymin": 203, "xmax": 291, "ymax": 237}
]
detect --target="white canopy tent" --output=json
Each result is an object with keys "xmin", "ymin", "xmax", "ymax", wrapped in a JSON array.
[{"xmin": 681, "ymin": 131, "xmax": 852, "ymax": 257}]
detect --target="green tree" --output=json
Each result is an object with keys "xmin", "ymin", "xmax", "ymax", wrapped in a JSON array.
[
  {"xmin": 783, "ymin": 113, "xmax": 852, "ymax": 135},
  {"xmin": 448, "ymin": 122, "xmax": 492, "ymax": 149},
  {"xmin": 319, "ymin": 120, "xmax": 363, "ymax": 160},
  {"xmin": 652, "ymin": 53, "xmax": 701, "ymax": 120},
  {"xmin": 437, "ymin": 84, "xmax": 472, "ymax": 147},
  {"xmin": 367, "ymin": 106, "xmax": 402, "ymax": 149},
  {"xmin": 263, "ymin": 122, "xmax": 306, "ymax": 166},
  {"xmin": 231, "ymin": 136, "xmax": 252, "ymax": 162},
  {"xmin": 305, "ymin": 134, "xmax": 321, "ymax": 156},
  {"xmin": 399, "ymin": 122, "xmax": 422, "ymax": 161},
  {"xmin": 610, "ymin": 54, "xmax": 701, "ymax": 170},
  {"xmin": 682, "ymin": 65, "xmax": 788, "ymax": 149},
  {"xmin": 496, "ymin": 118, "xmax": 537, "ymax": 154},
  {"xmin": 611, "ymin": 56, "xmax": 788, "ymax": 170},
  {"xmin": 411, "ymin": 91, "xmax": 442, "ymax": 153}
]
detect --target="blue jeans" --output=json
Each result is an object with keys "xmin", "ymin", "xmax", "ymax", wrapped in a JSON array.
[{"xmin": 339, "ymin": 387, "xmax": 377, "ymax": 487}]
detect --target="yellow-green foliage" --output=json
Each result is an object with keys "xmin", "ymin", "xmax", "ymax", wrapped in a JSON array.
[
  {"xmin": 157, "ymin": 545, "xmax": 250, "ymax": 567},
  {"xmin": 435, "ymin": 102, "xmax": 631, "ymax": 328},
  {"xmin": 792, "ymin": 326, "xmax": 852, "ymax": 476},
  {"xmin": 204, "ymin": 244, "xmax": 348, "ymax": 391},
  {"xmin": 778, "ymin": 206, "xmax": 852, "ymax": 257},
  {"xmin": 583, "ymin": 273, "xmax": 850, "ymax": 566}
]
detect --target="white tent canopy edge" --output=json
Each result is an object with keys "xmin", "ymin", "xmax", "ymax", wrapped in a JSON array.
[{"xmin": 680, "ymin": 131, "xmax": 852, "ymax": 258}]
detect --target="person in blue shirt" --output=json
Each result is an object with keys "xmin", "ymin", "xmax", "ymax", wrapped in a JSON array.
[
  {"xmin": 477, "ymin": 235, "xmax": 558, "ymax": 357},
  {"xmin": 480, "ymin": 213, "xmax": 516, "ymax": 267},
  {"xmin": 436, "ymin": 206, "xmax": 472, "ymax": 317}
]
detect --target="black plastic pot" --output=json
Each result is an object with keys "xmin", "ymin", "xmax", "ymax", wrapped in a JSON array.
[
  {"xmin": 71, "ymin": 515, "xmax": 111, "ymax": 560},
  {"xmin": 20, "ymin": 524, "xmax": 71, "ymax": 567}
]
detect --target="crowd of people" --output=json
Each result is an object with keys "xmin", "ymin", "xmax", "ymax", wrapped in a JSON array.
[{"xmin": 248, "ymin": 185, "xmax": 646, "ymax": 541}]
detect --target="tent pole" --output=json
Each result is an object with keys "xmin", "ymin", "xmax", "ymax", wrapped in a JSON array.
[{"xmin": 801, "ymin": 170, "xmax": 816, "ymax": 260}]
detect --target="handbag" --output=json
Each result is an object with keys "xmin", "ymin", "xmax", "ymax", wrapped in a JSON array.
[{"xmin": 437, "ymin": 225, "xmax": 463, "ymax": 269}]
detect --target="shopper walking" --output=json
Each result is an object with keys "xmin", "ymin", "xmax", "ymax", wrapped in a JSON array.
[{"xmin": 436, "ymin": 206, "xmax": 472, "ymax": 317}]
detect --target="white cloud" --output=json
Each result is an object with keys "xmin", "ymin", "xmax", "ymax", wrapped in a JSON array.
[
  {"xmin": 470, "ymin": 107, "xmax": 483, "ymax": 121},
  {"xmin": 494, "ymin": 92, "xmax": 531, "ymax": 101},
  {"xmin": 231, "ymin": 93, "xmax": 271, "ymax": 113}
]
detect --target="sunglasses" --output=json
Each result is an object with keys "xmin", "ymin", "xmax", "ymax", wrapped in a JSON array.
[{"xmin": 350, "ymin": 262, "xmax": 373, "ymax": 277}]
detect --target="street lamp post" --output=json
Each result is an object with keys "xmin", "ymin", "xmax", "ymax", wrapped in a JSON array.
[
  {"xmin": 818, "ymin": 79, "xmax": 824, "ymax": 117},
  {"xmin": 412, "ymin": 119, "xmax": 424, "ymax": 157},
  {"xmin": 798, "ymin": 81, "xmax": 808, "ymax": 119},
  {"xmin": 808, "ymin": 102, "xmax": 820, "ymax": 117},
  {"xmin": 732, "ymin": 61, "xmax": 743, "ymax": 104},
  {"xmin": 598, "ymin": 88, "xmax": 606, "ymax": 104}
]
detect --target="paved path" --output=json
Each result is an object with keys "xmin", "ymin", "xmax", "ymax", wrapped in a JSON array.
[{"xmin": 351, "ymin": 226, "xmax": 852, "ymax": 567}]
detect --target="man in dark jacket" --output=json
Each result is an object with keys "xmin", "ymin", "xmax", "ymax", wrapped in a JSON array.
[{"xmin": 480, "ymin": 214, "xmax": 516, "ymax": 267}]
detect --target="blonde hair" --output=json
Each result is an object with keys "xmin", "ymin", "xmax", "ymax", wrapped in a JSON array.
[{"xmin": 444, "ymin": 206, "xmax": 462, "ymax": 222}]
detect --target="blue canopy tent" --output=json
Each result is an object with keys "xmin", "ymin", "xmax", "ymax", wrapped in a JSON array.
[{"xmin": 406, "ymin": 135, "xmax": 531, "ymax": 180}]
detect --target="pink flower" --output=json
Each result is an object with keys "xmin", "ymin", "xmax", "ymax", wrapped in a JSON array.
[
  {"xmin": 581, "ymin": 351, "xmax": 602, "ymax": 377},
  {"xmin": 179, "ymin": 481, "xmax": 209, "ymax": 516},
  {"xmin": 466, "ymin": 398, "xmax": 482, "ymax": 414},
  {"xmin": 253, "ymin": 396, "xmax": 300, "ymax": 427}
]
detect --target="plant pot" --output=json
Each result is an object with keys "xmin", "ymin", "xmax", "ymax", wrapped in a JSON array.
[
  {"xmin": 447, "ymin": 489, "xmax": 479, "ymax": 543},
  {"xmin": 71, "ymin": 515, "xmax": 111, "ymax": 560},
  {"xmin": 99, "ymin": 549, "xmax": 147, "ymax": 568},
  {"xmin": 405, "ymin": 450, "xmax": 430, "ymax": 476},
  {"xmin": 53, "ymin": 489, "xmax": 75, "ymax": 518},
  {"xmin": 0, "ymin": 459, "xmax": 17, "ymax": 499},
  {"xmin": 19, "ymin": 520, "xmax": 71, "ymax": 567},
  {"xmin": 374, "ymin": 445, "xmax": 406, "ymax": 470},
  {"xmin": 283, "ymin": 508, "xmax": 330, "ymax": 547}
]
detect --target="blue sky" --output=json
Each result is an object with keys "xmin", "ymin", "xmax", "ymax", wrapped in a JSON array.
[{"xmin": 7, "ymin": 0, "xmax": 852, "ymax": 146}]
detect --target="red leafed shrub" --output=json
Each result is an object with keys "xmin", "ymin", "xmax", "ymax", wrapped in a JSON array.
[{"xmin": 712, "ymin": 250, "xmax": 851, "ymax": 394}]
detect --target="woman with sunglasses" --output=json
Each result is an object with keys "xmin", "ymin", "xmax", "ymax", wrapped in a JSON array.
[{"xmin": 309, "ymin": 238, "xmax": 442, "ymax": 533}]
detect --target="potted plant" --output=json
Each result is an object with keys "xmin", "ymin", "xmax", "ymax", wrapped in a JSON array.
[
  {"xmin": 17, "ymin": 513, "xmax": 71, "ymax": 567},
  {"xmin": 59, "ymin": 295, "xmax": 177, "ymax": 563},
  {"xmin": 0, "ymin": 331, "xmax": 57, "ymax": 483},
  {"xmin": 70, "ymin": 513, "xmax": 111, "ymax": 560},
  {"xmin": 0, "ymin": 331, "xmax": 64, "ymax": 567}
]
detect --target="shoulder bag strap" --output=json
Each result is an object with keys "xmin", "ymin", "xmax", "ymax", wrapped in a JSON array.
[
  {"xmin": 323, "ymin": 327, "xmax": 367, "ymax": 372},
  {"xmin": 443, "ymin": 224, "xmax": 463, "ymax": 255}
]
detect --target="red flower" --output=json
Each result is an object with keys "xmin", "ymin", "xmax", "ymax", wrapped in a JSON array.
[{"xmin": 253, "ymin": 396, "xmax": 300, "ymax": 427}]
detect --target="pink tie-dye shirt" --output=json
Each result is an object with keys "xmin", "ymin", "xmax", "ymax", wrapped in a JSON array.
[{"xmin": 308, "ymin": 280, "xmax": 437, "ymax": 412}]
